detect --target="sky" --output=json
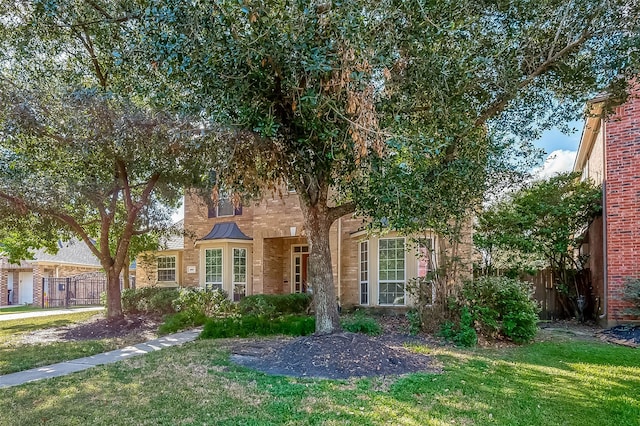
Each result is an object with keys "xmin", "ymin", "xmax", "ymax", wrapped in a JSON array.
[{"xmin": 532, "ymin": 120, "xmax": 583, "ymax": 179}]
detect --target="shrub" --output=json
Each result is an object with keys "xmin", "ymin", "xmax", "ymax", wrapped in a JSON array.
[
  {"xmin": 121, "ymin": 287, "xmax": 180, "ymax": 316},
  {"xmin": 462, "ymin": 276, "xmax": 539, "ymax": 344},
  {"xmin": 172, "ymin": 288, "xmax": 236, "ymax": 318},
  {"xmin": 341, "ymin": 311, "xmax": 381, "ymax": 335},
  {"xmin": 439, "ymin": 307, "xmax": 478, "ymax": 347},
  {"xmin": 406, "ymin": 309, "xmax": 421, "ymax": 336},
  {"xmin": 622, "ymin": 277, "xmax": 640, "ymax": 317},
  {"xmin": 201, "ymin": 314, "xmax": 315, "ymax": 339},
  {"xmin": 159, "ymin": 310, "xmax": 207, "ymax": 335},
  {"xmin": 238, "ymin": 293, "xmax": 312, "ymax": 317}
]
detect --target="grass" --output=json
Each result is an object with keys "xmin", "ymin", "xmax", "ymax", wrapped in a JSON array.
[
  {"xmin": 0, "ymin": 333, "xmax": 638, "ymax": 425},
  {"xmin": 0, "ymin": 311, "xmax": 119, "ymax": 375},
  {"xmin": 0, "ymin": 305, "xmax": 43, "ymax": 314}
]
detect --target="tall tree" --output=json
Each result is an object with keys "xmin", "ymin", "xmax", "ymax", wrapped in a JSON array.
[
  {"xmin": 137, "ymin": 0, "xmax": 639, "ymax": 333},
  {"xmin": 0, "ymin": 1, "xmax": 214, "ymax": 319},
  {"xmin": 474, "ymin": 172, "xmax": 602, "ymax": 315}
]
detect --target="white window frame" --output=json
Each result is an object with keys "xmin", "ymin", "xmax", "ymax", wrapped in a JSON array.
[
  {"xmin": 291, "ymin": 245, "xmax": 309, "ymax": 294},
  {"xmin": 359, "ymin": 241, "xmax": 369, "ymax": 305},
  {"xmin": 377, "ymin": 237, "xmax": 406, "ymax": 306},
  {"xmin": 232, "ymin": 247, "xmax": 247, "ymax": 301},
  {"xmin": 217, "ymin": 192, "xmax": 235, "ymax": 217},
  {"xmin": 204, "ymin": 248, "xmax": 223, "ymax": 292},
  {"xmin": 157, "ymin": 256, "xmax": 177, "ymax": 283}
]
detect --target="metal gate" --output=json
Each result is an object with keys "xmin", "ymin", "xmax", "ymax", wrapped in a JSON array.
[{"xmin": 42, "ymin": 275, "xmax": 108, "ymax": 308}]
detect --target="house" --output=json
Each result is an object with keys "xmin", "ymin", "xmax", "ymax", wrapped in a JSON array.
[
  {"xmin": 0, "ymin": 239, "xmax": 102, "ymax": 307},
  {"xmin": 136, "ymin": 190, "xmax": 470, "ymax": 309},
  {"xmin": 574, "ymin": 84, "xmax": 640, "ymax": 325}
]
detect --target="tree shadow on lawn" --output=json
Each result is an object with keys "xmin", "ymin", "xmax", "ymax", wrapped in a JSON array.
[{"xmin": 0, "ymin": 319, "xmax": 76, "ymax": 336}]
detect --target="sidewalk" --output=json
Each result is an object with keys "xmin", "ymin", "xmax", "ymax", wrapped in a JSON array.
[
  {"xmin": 0, "ymin": 307, "xmax": 104, "ymax": 322},
  {"xmin": 0, "ymin": 328, "xmax": 201, "ymax": 388}
]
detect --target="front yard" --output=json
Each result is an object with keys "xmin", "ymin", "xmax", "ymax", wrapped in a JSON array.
[
  {"xmin": 1, "ymin": 323, "xmax": 638, "ymax": 426},
  {"xmin": 1, "ymin": 311, "xmax": 123, "ymax": 375}
]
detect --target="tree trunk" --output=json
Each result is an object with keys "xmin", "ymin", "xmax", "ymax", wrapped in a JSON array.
[
  {"xmin": 301, "ymin": 201, "xmax": 341, "ymax": 334},
  {"xmin": 105, "ymin": 266, "xmax": 123, "ymax": 320},
  {"xmin": 123, "ymin": 263, "xmax": 130, "ymax": 289}
]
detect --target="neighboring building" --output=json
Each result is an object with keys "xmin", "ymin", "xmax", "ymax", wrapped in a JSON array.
[
  {"xmin": 0, "ymin": 239, "xmax": 102, "ymax": 307},
  {"xmin": 574, "ymin": 85, "xmax": 640, "ymax": 325},
  {"xmin": 137, "ymin": 191, "xmax": 468, "ymax": 309}
]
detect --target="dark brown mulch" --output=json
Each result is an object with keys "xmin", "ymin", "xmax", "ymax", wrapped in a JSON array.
[
  {"xmin": 63, "ymin": 315, "xmax": 161, "ymax": 341},
  {"xmin": 230, "ymin": 332, "xmax": 441, "ymax": 379}
]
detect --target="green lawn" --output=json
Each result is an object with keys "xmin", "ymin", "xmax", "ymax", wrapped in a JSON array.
[
  {"xmin": 0, "ymin": 305, "xmax": 43, "ymax": 314},
  {"xmin": 0, "ymin": 311, "xmax": 118, "ymax": 375},
  {"xmin": 1, "ymin": 335, "xmax": 638, "ymax": 426}
]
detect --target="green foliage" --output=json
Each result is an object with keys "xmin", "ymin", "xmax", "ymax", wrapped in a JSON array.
[
  {"xmin": 341, "ymin": 311, "xmax": 382, "ymax": 336},
  {"xmin": 121, "ymin": 287, "xmax": 180, "ymax": 316},
  {"xmin": 238, "ymin": 294, "xmax": 312, "ymax": 318},
  {"xmin": 201, "ymin": 315, "xmax": 315, "ymax": 339},
  {"xmin": 474, "ymin": 172, "xmax": 602, "ymax": 276},
  {"xmin": 406, "ymin": 310, "xmax": 422, "ymax": 336},
  {"xmin": 439, "ymin": 307, "xmax": 478, "ymax": 347},
  {"xmin": 462, "ymin": 277, "xmax": 540, "ymax": 344},
  {"xmin": 622, "ymin": 277, "xmax": 640, "ymax": 317},
  {"xmin": 173, "ymin": 288, "xmax": 236, "ymax": 318},
  {"xmin": 158, "ymin": 310, "xmax": 207, "ymax": 335},
  {"xmin": 159, "ymin": 288, "xmax": 237, "ymax": 334}
]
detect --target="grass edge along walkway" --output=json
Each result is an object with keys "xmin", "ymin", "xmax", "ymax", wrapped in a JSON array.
[{"xmin": 0, "ymin": 328, "xmax": 201, "ymax": 388}]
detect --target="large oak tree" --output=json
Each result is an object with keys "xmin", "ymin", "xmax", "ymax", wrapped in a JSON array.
[{"xmin": 136, "ymin": 0, "xmax": 639, "ymax": 333}]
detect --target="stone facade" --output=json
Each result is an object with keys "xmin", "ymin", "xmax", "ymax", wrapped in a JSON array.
[{"xmin": 574, "ymin": 86, "xmax": 640, "ymax": 324}]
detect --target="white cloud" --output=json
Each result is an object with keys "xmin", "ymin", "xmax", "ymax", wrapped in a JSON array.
[{"xmin": 533, "ymin": 150, "xmax": 577, "ymax": 180}]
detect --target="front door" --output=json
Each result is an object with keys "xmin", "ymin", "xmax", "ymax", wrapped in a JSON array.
[
  {"xmin": 18, "ymin": 272, "xmax": 33, "ymax": 304},
  {"xmin": 292, "ymin": 245, "xmax": 309, "ymax": 293}
]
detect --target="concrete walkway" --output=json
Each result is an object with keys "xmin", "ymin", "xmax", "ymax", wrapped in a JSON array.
[
  {"xmin": 0, "ymin": 307, "xmax": 104, "ymax": 322},
  {"xmin": 0, "ymin": 328, "xmax": 201, "ymax": 389}
]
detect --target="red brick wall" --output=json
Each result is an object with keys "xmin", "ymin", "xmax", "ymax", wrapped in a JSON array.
[{"xmin": 605, "ymin": 88, "xmax": 640, "ymax": 322}]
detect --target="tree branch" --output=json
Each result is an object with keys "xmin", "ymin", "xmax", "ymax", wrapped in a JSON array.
[
  {"xmin": 475, "ymin": 28, "xmax": 592, "ymax": 126},
  {"xmin": 328, "ymin": 201, "xmax": 356, "ymax": 223}
]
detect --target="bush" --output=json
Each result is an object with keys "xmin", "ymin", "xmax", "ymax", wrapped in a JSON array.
[
  {"xmin": 159, "ymin": 310, "xmax": 208, "ymax": 335},
  {"xmin": 406, "ymin": 309, "xmax": 421, "ymax": 336},
  {"xmin": 439, "ymin": 307, "xmax": 478, "ymax": 347},
  {"xmin": 238, "ymin": 293, "xmax": 312, "ymax": 317},
  {"xmin": 201, "ymin": 314, "xmax": 315, "ymax": 339},
  {"xmin": 121, "ymin": 287, "xmax": 180, "ymax": 316},
  {"xmin": 172, "ymin": 288, "xmax": 236, "ymax": 318},
  {"xmin": 461, "ymin": 276, "xmax": 539, "ymax": 344},
  {"xmin": 341, "ymin": 311, "xmax": 381, "ymax": 335}
]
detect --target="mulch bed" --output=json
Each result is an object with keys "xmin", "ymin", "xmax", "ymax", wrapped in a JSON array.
[
  {"xmin": 598, "ymin": 324, "xmax": 640, "ymax": 348},
  {"xmin": 63, "ymin": 315, "xmax": 161, "ymax": 340},
  {"xmin": 230, "ymin": 332, "xmax": 441, "ymax": 379}
]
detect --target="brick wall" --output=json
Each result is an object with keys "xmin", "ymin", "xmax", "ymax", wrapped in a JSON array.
[{"xmin": 605, "ymin": 88, "xmax": 640, "ymax": 322}]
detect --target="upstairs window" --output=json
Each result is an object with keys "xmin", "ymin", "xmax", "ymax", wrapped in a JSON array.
[{"xmin": 208, "ymin": 191, "xmax": 242, "ymax": 218}]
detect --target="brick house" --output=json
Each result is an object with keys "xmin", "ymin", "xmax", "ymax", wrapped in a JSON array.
[
  {"xmin": 136, "ymin": 190, "xmax": 464, "ymax": 309},
  {"xmin": 574, "ymin": 85, "xmax": 640, "ymax": 325},
  {"xmin": 0, "ymin": 240, "xmax": 102, "ymax": 307}
]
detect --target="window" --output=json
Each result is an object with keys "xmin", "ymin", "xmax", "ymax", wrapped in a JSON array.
[
  {"xmin": 204, "ymin": 248, "xmax": 223, "ymax": 291},
  {"xmin": 359, "ymin": 241, "xmax": 369, "ymax": 305},
  {"xmin": 378, "ymin": 238, "xmax": 405, "ymax": 305},
  {"xmin": 233, "ymin": 248, "xmax": 247, "ymax": 301},
  {"xmin": 417, "ymin": 238, "xmax": 436, "ymax": 305},
  {"xmin": 157, "ymin": 256, "xmax": 177, "ymax": 282},
  {"xmin": 207, "ymin": 191, "xmax": 242, "ymax": 218}
]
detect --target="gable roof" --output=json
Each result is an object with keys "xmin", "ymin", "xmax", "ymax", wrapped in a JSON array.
[
  {"xmin": 200, "ymin": 222, "xmax": 252, "ymax": 241},
  {"xmin": 160, "ymin": 220, "xmax": 184, "ymax": 250},
  {"xmin": 32, "ymin": 239, "xmax": 101, "ymax": 267}
]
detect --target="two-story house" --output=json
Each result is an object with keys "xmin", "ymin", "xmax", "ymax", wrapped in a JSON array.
[
  {"xmin": 574, "ymin": 84, "xmax": 640, "ymax": 325},
  {"xmin": 136, "ymin": 190, "xmax": 455, "ymax": 309}
]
